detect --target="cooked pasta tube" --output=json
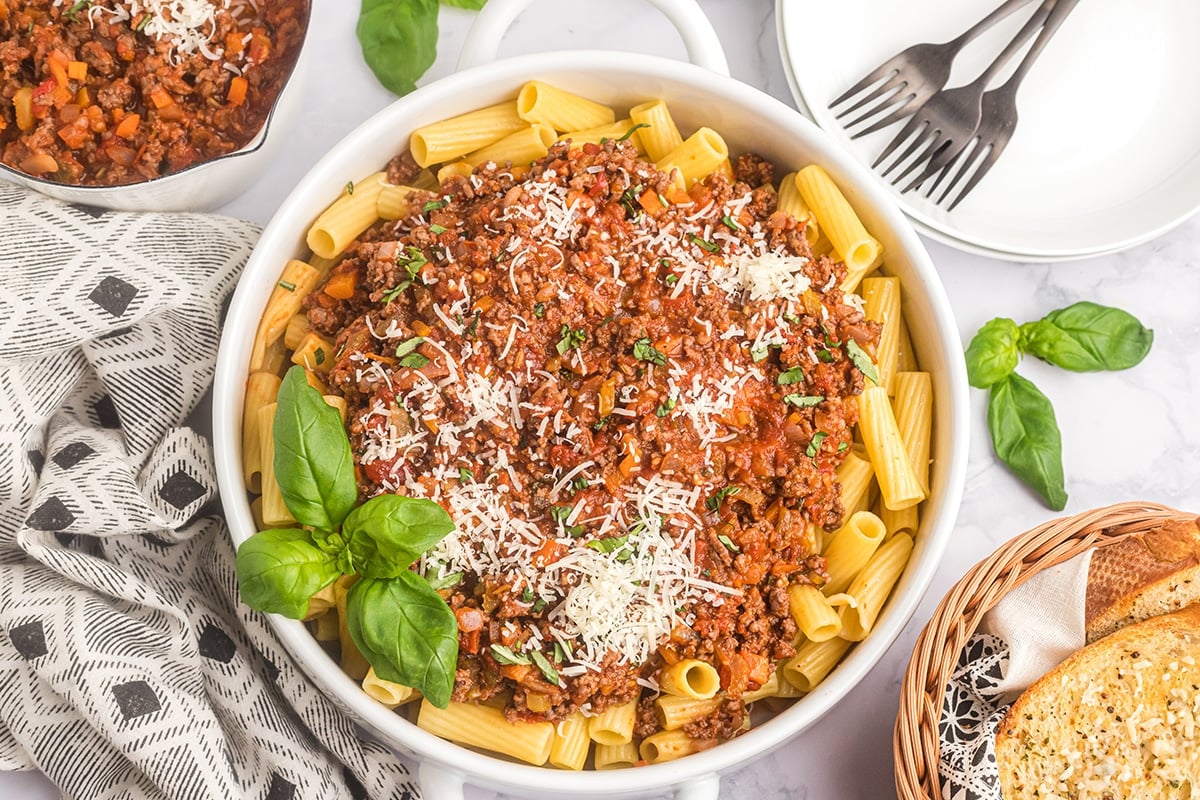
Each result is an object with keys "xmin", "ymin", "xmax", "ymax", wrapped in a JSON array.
[
  {"xmin": 838, "ymin": 532, "xmax": 913, "ymax": 641},
  {"xmin": 362, "ymin": 667, "xmax": 416, "ymax": 708},
  {"xmin": 517, "ymin": 80, "xmax": 614, "ymax": 131},
  {"xmin": 658, "ymin": 658, "xmax": 720, "ymax": 699},
  {"xmin": 241, "ymin": 371, "xmax": 281, "ymax": 493},
  {"xmin": 639, "ymin": 729, "xmax": 714, "ymax": 764},
  {"xmin": 655, "ymin": 694, "xmax": 722, "ymax": 731},
  {"xmin": 835, "ymin": 449, "xmax": 875, "ymax": 523},
  {"xmin": 312, "ymin": 609, "xmax": 339, "ymax": 642},
  {"xmin": 377, "ymin": 183, "xmax": 419, "ymax": 221},
  {"xmin": 465, "ymin": 123, "xmax": 556, "ymax": 167},
  {"xmin": 897, "ymin": 317, "xmax": 918, "ymax": 372},
  {"xmin": 771, "ymin": 664, "xmax": 805, "ymax": 697},
  {"xmin": 787, "ymin": 583, "xmax": 842, "ymax": 642},
  {"xmin": 436, "ymin": 161, "xmax": 473, "ymax": 184},
  {"xmin": 291, "ymin": 331, "xmax": 336, "ymax": 374},
  {"xmin": 594, "ymin": 742, "xmax": 639, "ymax": 770},
  {"xmin": 879, "ymin": 501, "xmax": 919, "ymax": 539},
  {"xmin": 556, "ymin": 119, "xmax": 646, "ymax": 154},
  {"xmin": 334, "ymin": 575, "xmax": 370, "ymax": 681},
  {"xmin": 306, "ymin": 582, "xmax": 336, "ymax": 619},
  {"xmin": 257, "ymin": 403, "xmax": 294, "ymax": 528},
  {"xmin": 862, "ymin": 276, "xmax": 901, "ymax": 394},
  {"xmin": 821, "ymin": 510, "xmax": 887, "ymax": 596},
  {"xmin": 588, "ymin": 698, "xmax": 637, "ymax": 745},
  {"xmin": 417, "ymin": 699, "xmax": 554, "ymax": 765},
  {"xmin": 781, "ymin": 637, "xmax": 853, "ymax": 692},
  {"xmin": 306, "ymin": 172, "xmax": 387, "ymax": 260},
  {"xmin": 548, "ymin": 712, "xmax": 589, "ymax": 771},
  {"xmin": 283, "ymin": 313, "xmax": 310, "ymax": 351},
  {"xmin": 795, "ymin": 164, "xmax": 882, "ymax": 280},
  {"xmin": 250, "ymin": 259, "xmax": 322, "ymax": 371},
  {"xmin": 777, "ymin": 171, "xmax": 820, "ymax": 244},
  {"xmin": 740, "ymin": 672, "xmax": 780, "ymax": 704},
  {"xmin": 893, "ymin": 371, "xmax": 933, "ymax": 497},
  {"xmin": 249, "ymin": 496, "xmax": 266, "ymax": 531},
  {"xmin": 306, "ymin": 253, "xmax": 339, "ymax": 277},
  {"xmin": 629, "ymin": 99, "xmax": 683, "ymax": 162},
  {"xmin": 857, "ymin": 386, "xmax": 925, "ymax": 510},
  {"xmin": 410, "ymin": 101, "xmax": 526, "ymax": 167},
  {"xmin": 656, "ymin": 127, "xmax": 729, "ymax": 187}
]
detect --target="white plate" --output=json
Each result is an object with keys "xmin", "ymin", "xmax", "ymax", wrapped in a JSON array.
[{"xmin": 776, "ymin": 0, "xmax": 1200, "ymax": 260}]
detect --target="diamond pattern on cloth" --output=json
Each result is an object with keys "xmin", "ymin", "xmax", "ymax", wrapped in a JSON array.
[{"xmin": 0, "ymin": 184, "xmax": 420, "ymax": 800}]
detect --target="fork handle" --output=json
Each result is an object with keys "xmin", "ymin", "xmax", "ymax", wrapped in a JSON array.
[
  {"xmin": 1003, "ymin": 0, "xmax": 1082, "ymax": 89},
  {"xmin": 946, "ymin": 0, "xmax": 1041, "ymax": 48},
  {"xmin": 975, "ymin": 0, "xmax": 1056, "ymax": 87}
]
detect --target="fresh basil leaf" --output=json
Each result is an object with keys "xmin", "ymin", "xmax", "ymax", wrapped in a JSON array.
[
  {"xmin": 236, "ymin": 529, "xmax": 340, "ymax": 620},
  {"xmin": 844, "ymin": 339, "xmax": 880, "ymax": 384},
  {"xmin": 529, "ymin": 649, "xmax": 561, "ymax": 686},
  {"xmin": 347, "ymin": 572, "xmax": 458, "ymax": 708},
  {"xmin": 490, "ymin": 643, "xmax": 530, "ymax": 665},
  {"xmin": 784, "ymin": 394, "xmax": 822, "ymax": 408},
  {"xmin": 274, "ymin": 366, "xmax": 357, "ymax": 530},
  {"xmin": 965, "ymin": 317, "xmax": 1020, "ymax": 388},
  {"xmin": 988, "ymin": 373, "xmax": 1067, "ymax": 511},
  {"xmin": 1020, "ymin": 302, "xmax": 1153, "ymax": 372},
  {"xmin": 442, "ymin": 0, "xmax": 485, "ymax": 8},
  {"xmin": 342, "ymin": 494, "xmax": 455, "ymax": 578},
  {"xmin": 357, "ymin": 0, "xmax": 439, "ymax": 96}
]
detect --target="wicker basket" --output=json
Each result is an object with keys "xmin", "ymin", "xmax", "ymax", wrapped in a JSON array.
[{"xmin": 892, "ymin": 500, "xmax": 1194, "ymax": 800}]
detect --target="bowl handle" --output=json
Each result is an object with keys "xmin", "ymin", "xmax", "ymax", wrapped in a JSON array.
[{"xmin": 456, "ymin": 0, "xmax": 731, "ymax": 76}]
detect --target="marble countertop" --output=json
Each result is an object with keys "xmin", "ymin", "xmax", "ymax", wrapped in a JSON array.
[{"xmin": 5, "ymin": 1, "xmax": 1198, "ymax": 797}]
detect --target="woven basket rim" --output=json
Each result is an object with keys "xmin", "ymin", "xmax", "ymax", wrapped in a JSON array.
[{"xmin": 892, "ymin": 500, "xmax": 1196, "ymax": 800}]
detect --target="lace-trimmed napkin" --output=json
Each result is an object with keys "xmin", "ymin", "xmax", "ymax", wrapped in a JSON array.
[
  {"xmin": 0, "ymin": 183, "xmax": 420, "ymax": 800},
  {"xmin": 937, "ymin": 550, "xmax": 1094, "ymax": 800}
]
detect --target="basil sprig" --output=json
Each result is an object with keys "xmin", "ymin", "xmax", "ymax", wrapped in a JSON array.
[
  {"xmin": 235, "ymin": 366, "xmax": 459, "ymax": 707},
  {"xmin": 965, "ymin": 301, "xmax": 1152, "ymax": 510},
  {"xmin": 357, "ymin": 0, "xmax": 486, "ymax": 96}
]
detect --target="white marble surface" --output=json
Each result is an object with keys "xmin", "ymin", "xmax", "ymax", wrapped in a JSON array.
[{"xmin": 5, "ymin": 0, "xmax": 1199, "ymax": 797}]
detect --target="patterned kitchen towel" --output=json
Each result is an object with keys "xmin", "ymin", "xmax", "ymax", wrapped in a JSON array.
[
  {"xmin": 937, "ymin": 551, "xmax": 1092, "ymax": 800},
  {"xmin": 0, "ymin": 183, "xmax": 420, "ymax": 800}
]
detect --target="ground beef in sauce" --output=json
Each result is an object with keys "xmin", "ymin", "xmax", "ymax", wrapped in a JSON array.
[
  {"xmin": 0, "ymin": 0, "xmax": 307, "ymax": 185},
  {"xmin": 303, "ymin": 138, "xmax": 880, "ymax": 741}
]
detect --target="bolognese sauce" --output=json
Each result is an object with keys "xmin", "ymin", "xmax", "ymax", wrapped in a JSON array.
[
  {"xmin": 0, "ymin": 0, "xmax": 306, "ymax": 186},
  {"xmin": 304, "ymin": 140, "xmax": 880, "ymax": 739}
]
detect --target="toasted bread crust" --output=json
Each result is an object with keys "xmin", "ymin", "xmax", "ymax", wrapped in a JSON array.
[{"xmin": 1084, "ymin": 517, "xmax": 1200, "ymax": 642}]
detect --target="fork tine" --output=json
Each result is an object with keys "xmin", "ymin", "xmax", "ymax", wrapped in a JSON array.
[
  {"xmin": 903, "ymin": 136, "xmax": 970, "ymax": 194},
  {"xmin": 831, "ymin": 60, "xmax": 901, "ymax": 108},
  {"xmin": 878, "ymin": 123, "xmax": 936, "ymax": 177},
  {"xmin": 836, "ymin": 73, "xmax": 904, "ymax": 119},
  {"xmin": 893, "ymin": 135, "xmax": 947, "ymax": 185},
  {"xmin": 942, "ymin": 144, "xmax": 999, "ymax": 211},
  {"xmin": 848, "ymin": 94, "xmax": 924, "ymax": 137},
  {"xmin": 871, "ymin": 113, "xmax": 926, "ymax": 169}
]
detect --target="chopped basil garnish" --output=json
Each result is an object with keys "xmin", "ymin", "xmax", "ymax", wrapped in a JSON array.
[
  {"xmin": 665, "ymin": 273, "xmax": 679, "ymax": 286},
  {"xmin": 399, "ymin": 246, "xmax": 428, "ymax": 281},
  {"xmin": 422, "ymin": 199, "xmax": 446, "ymax": 212},
  {"xmin": 777, "ymin": 367, "xmax": 805, "ymax": 386},
  {"xmin": 395, "ymin": 336, "xmax": 425, "ymax": 358},
  {"xmin": 837, "ymin": 441, "xmax": 850, "ymax": 454},
  {"xmin": 751, "ymin": 345, "xmax": 770, "ymax": 362},
  {"xmin": 278, "ymin": 280, "xmax": 296, "ymax": 292},
  {"xmin": 655, "ymin": 396, "xmax": 677, "ymax": 417},
  {"xmin": 531, "ymin": 598, "xmax": 547, "ymax": 613},
  {"xmin": 721, "ymin": 214, "xmax": 740, "ymax": 231},
  {"xmin": 429, "ymin": 223, "xmax": 446, "ymax": 234},
  {"xmin": 566, "ymin": 524, "xmax": 585, "ymax": 537},
  {"xmin": 717, "ymin": 534, "xmax": 740, "ymax": 553},
  {"xmin": 345, "ymin": 181, "xmax": 355, "ymax": 196},
  {"xmin": 134, "ymin": 14, "xmax": 151, "ymax": 31},
  {"xmin": 520, "ymin": 587, "xmax": 534, "ymax": 603},
  {"xmin": 687, "ymin": 233, "xmax": 720, "ymax": 253},
  {"xmin": 550, "ymin": 505, "xmax": 572, "ymax": 522},
  {"xmin": 784, "ymin": 394, "xmax": 823, "ymax": 408},
  {"xmin": 533, "ymin": 302, "xmax": 546, "ymax": 319},
  {"xmin": 400, "ymin": 352, "xmax": 430, "ymax": 369},
  {"xmin": 556, "ymin": 325, "xmax": 587, "ymax": 355},
  {"xmin": 458, "ymin": 467, "xmax": 473, "ymax": 482},
  {"xmin": 64, "ymin": 0, "xmax": 92, "ymax": 21},
  {"xmin": 845, "ymin": 339, "xmax": 880, "ymax": 384},
  {"xmin": 571, "ymin": 476, "xmax": 590, "ymax": 491},
  {"xmin": 427, "ymin": 571, "xmax": 463, "ymax": 591},
  {"xmin": 530, "ymin": 650, "xmax": 561, "ymax": 686},
  {"xmin": 705, "ymin": 486, "xmax": 741, "ymax": 511},
  {"xmin": 490, "ymin": 644, "xmax": 531, "ymax": 666},
  {"xmin": 617, "ymin": 122, "xmax": 650, "ymax": 142},
  {"xmin": 313, "ymin": 347, "xmax": 325, "ymax": 366},
  {"xmin": 587, "ymin": 535, "xmax": 629, "ymax": 555},
  {"xmin": 381, "ymin": 283, "xmax": 408, "ymax": 303},
  {"xmin": 632, "ymin": 337, "xmax": 666, "ymax": 366},
  {"xmin": 816, "ymin": 348, "xmax": 835, "ymax": 363},
  {"xmin": 806, "ymin": 431, "xmax": 828, "ymax": 458},
  {"xmin": 783, "ymin": 313, "xmax": 803, "ymax": 325}
]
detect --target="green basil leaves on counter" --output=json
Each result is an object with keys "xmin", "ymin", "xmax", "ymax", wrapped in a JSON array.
[
  {"xmin": 236, "ymin": 365, "xmax": 459, "ymax": 706},
  {"xmin": 987, "ymin": 374, "xmax": 1066, "ymax": 511},
  {"xmin": 273, "ymin": 366, "xmax": 358, "ymax": 531},
  {"xmin": 1019, "ymin": 302, "xmax": 1154, "ymax": 373},
  {"xmin": 357, "ymin": 0, "xmax": 488, "ymax": 97},
  {"xmin": 347, "ymin": 572, "xmax": 459, "ymax": 708},
  {"xmin": 965, "ymin": 301, "xmax": 1152, "ymax": 511}
]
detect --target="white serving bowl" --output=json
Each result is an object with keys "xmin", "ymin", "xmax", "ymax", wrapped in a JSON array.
[
  {"xmin": 0, "ymin": 3, "xmax": 311, "ymax": 212},
  {"xmin": 212, "ymin": 1, "xmax": 969, "ymax": 797}
]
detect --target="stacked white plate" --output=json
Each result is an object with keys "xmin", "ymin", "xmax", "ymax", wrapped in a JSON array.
[{"xmin": 776, "ymin": 0, "xmax": 1200, "ymax": 261}]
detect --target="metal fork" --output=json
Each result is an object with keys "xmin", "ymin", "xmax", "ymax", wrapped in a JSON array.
[
  {"xmin": 831, "ymin": 0, "xmax": 1039, "ymax": 136},
  {"xmin": 925, "ymin": 0, "xmax": 1082, "ymax": 210},
  {"xmin": 874, "ymin": 0, "xmax": 1054, "ymax": 186}
]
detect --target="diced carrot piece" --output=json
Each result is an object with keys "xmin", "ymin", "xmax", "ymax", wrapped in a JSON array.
[
  {"xmin": 149, "ymin": 87, "xmax": 174, "ymax": 109},
  {"xmin": 598, "ymin": 377, "xmax": 616, "ymax": 418},
  {"xmin": 13, "ymin": 88, "xmax": 34, "ymax": 131},
  {"xmin": 664, "ymin": 186, "xmax": 691, "ymax": 205},
  {"xmin": 323, "ymin": 270, "xmax": 357, "ymax": 300},
  {"xmin": 114, "ymin": 112, "xmax": 140, "ymax": 139},
  {"xmin": 0, "ymin": 3, "xmax": 8, "ymax": 21},
  {"xmin": 638, "ymin": 188, "xmax": 667, "ymax": 216},
  {"xmin": 226, "ymin": 76, "xmax": 248, "ymax": 107},
  {"xmin": 75, "ymin": 87, "xmax": 91, "ymax": 108},
  {"xmin": 472, "ymin": 295, "xmax": 494, "ymax": 313},
  {"xmin": 47, "ymin": 51, "xmax": 70, "ymax": 88},
  {"xmin": 224, "ymin": 32, "xmax": 244, "ymax": 56},
  {"xmin": 57, "ymin": 118, "xmax": 90, "ymax": 149},
  {"xmin": 67, "ymin": 61, "xmax": 88, "ymax": 81}
]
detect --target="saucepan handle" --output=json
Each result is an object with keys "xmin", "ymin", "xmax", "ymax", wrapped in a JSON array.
[{"xmin": 456, "ymin": 0, "xmax": 731, "ymax": 76}]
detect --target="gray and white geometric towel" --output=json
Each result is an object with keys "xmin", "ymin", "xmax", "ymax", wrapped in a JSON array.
[{"xmin": 0, "ymin": 183, "xmax": 420, "ymax": 800}]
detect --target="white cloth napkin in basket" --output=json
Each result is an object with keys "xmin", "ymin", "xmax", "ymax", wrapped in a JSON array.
[
  {"xmin": 937, "ymin": 550, "xmax": 1093, "ymax": 800},
  {"xmin": 0, "ymin": 184, "xmax": 420, "ymax": 800}
]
